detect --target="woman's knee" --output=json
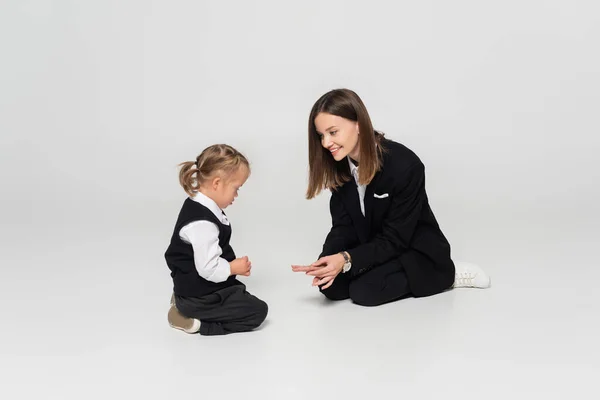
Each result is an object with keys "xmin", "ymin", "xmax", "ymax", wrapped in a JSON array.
[
  {"xmin": 319, "ymin": 285, "xmax": 350, "ymax": 301},
  {"xmin": 348, "ymin": 281, "xmax": 383, "ymax": 306}
]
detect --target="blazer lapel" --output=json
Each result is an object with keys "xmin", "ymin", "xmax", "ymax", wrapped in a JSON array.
[
  {"xmin": 339, "ymin": 180, "xmax": 370, "ymax": 244},
  {"xmin": 364, "ymin": 183, "xmax": 375, "ymax": 233},
  {"xmin": 364, "ymin": 168, "xmax": 385, "ymax": 238}
]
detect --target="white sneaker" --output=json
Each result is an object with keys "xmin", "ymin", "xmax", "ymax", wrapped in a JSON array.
[{"xmin": 453, "ymin": 261, "xmax": 491, "ymax": 289}]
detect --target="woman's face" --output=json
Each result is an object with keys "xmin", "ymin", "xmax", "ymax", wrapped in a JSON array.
[{"xmin": 314, "ymin": 112, "xmax": 360, "ymax": 162}]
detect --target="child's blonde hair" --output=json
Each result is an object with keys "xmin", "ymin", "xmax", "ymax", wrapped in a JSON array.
[{"xmin": 179, "ymin": 144, "xmax": 250, "ymax": 197}]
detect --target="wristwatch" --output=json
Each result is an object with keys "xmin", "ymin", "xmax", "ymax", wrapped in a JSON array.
[{"xmin": 340, "ymin": 251, "xmax": 352, "ymax": 273}]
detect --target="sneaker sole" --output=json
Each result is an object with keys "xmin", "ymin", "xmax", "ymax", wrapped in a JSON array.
[
  {"xmin": 168, "ymin": 307, "xmax": 200, "ymax": 334},
  {"xmin": 169, "ymin": 322, "xmax": 201, "ymax": 334}
]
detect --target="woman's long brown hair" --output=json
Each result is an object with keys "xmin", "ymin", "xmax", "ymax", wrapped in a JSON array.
[{"xmin": 306, "ymin": 88, "xmax": 384, "ymax": 199}]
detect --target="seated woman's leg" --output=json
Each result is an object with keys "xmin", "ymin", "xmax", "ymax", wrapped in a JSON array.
[
  {"xmin": 319, "ymin": 272, "xmax": 350, "ymax": 301},
  {"xmin": 348, "ymin": 259, "xmax": 411, "ymax": 307}
]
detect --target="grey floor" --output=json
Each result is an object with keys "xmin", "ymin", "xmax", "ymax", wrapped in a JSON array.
[
  {"xmin": 2, "ymin": 224, "xmax": 599, "ymax": 400},
  {"xmin": 2, "ymin": 1, "xmax": 599, "ymax": 399}
]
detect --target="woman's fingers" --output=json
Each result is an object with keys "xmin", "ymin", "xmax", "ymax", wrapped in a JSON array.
[
  {"xmin": 306, "ymin": 265, "xmax": 334, "ymax": 277},
  {"xmin": 292, "ymin": 262, "xmax": 324, "ymax": 272},
  {"xmin": 321, "ymin": 276, "xmax": 336, "ymax": 289},
  {"xmin": 310, "ymin": 257, "xmax": 328, "ymax": 268},
  {"xmin": 293, "ymin": 256, "xmax": 330, "ymax": 273},
  {"xmin": 314, "ymin": 275, "xmax": 333, "ymax": 286},
  {"xmin": 291, "ymin": 265, "xmax": 311, "ymax": 272}
]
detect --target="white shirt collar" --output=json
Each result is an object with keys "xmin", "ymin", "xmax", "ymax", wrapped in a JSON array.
[
  {"xmin": 348, "ymin": 157, "xmax": 359, "ymax": 172},
  {"xmin": 190, "ymin": 191, "xmax": 229, "ymax": 225},
  {"xmin": 348, "ymin": 157, "xmax": 361, "ymax": 184}
]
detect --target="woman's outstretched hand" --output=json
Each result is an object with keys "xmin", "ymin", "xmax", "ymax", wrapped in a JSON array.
[{"xmin": 291, "ymin": 253, "xmax": 345, "ymax": 289}]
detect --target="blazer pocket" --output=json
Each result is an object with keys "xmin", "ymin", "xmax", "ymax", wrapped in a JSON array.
[{"xmin": 373, "ymin": 193, "xmax": 389, "ymax": 199}]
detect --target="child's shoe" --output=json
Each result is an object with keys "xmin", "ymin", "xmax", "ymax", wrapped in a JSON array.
[{"xmin": 168, "ymin": 294, "xmax": 200, "ymax": 334}]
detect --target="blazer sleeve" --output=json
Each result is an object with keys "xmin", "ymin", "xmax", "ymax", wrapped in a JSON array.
[
  {"xmin": 347, "ymin": 162, "xmax": 425, "ymax": 275},
  {"xmin": 319, "ymin": 190, "xmax": 360, "ymax": 258}
]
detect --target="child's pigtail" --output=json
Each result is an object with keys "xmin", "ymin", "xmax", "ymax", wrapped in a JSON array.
[{"xmin": 178, "ymin": 160, "xmax": 198, "ymax": 197}]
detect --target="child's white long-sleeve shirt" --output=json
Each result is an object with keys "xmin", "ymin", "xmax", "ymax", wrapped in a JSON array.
[{"xmin": 179, "ymin": 192, "xmax": 232, "ymax": 283}]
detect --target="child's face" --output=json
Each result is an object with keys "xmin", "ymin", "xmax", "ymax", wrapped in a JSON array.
[{"xmin": 212, "ymin": 166, "xmax": 249, "ymax": 209}]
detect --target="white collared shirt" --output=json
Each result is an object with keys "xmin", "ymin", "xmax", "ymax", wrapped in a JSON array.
[
  {"xmin": 179, "ymin": 191, "xmax": 231, "ymax": 283},
  {"xmin": 348, "ymin": 157, "xmax": 366, "ymax": 216}
]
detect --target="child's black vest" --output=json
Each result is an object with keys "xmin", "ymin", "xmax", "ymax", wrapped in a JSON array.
[{"xmin": 165, "ymin": 198, "xmax": 240, "ymax": 297}]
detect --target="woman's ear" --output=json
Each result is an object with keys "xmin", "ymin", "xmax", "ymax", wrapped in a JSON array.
[{"xmin": 356, "ymin": 122, "xmax": 360, "ymax": 135}]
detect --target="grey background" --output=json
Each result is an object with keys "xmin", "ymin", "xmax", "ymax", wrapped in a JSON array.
[{"xmin": 1, "ymin": 1, "xmax": 599, "ymax": 399}]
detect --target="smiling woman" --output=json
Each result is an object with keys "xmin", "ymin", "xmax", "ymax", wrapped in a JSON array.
[
  {"xmin": 292, "ymin": 89, "xmax": 491, "ymax": 307},
  {"xmin": 305, "ymin": 89, "xmax": 382, "ymax": 199}
]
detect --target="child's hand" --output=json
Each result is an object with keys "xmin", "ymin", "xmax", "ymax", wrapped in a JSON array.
[{"xmin": 230, "ymin": 256, "xmax": 252, "ymax": 277}]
